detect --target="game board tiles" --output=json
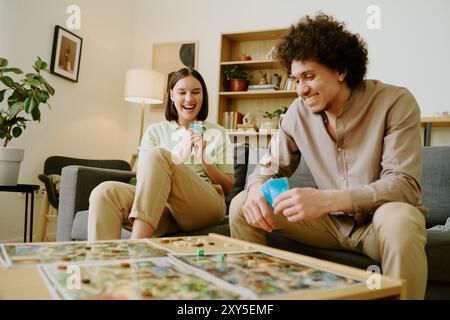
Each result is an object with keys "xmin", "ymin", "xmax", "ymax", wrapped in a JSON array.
[{"xmin": 1, "ymin": 238, "xmax": 365, "ymax": 299}]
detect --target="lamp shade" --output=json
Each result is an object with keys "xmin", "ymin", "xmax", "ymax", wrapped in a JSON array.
[{"xmin": 124, "ymin": 69, "xmax": 165, "ymax": 104}]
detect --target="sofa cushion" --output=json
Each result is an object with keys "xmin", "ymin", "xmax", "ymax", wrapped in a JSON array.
[
  {"xmin": 267, "ymin": 232, "xmax": 379, "ymax": 270},
  {"xmin": 225, "ymin": 143, "xmax": 249, "ymax": 207},
  {"xmin": 421, "ymin": 146, "xmax": 450, "ymax": 228},
  {"xmin": 426, "ymin": 231, "xmax": 450, "ymax": 282},
  {"xmin": 72, "ymin": 211, "xmax": 230, "ymax": 241},
  {"xmin": 71, "ymin": 210, "xmax": 131, "ymax": 240}
]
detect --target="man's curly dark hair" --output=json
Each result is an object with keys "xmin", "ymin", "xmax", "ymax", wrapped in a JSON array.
[{"xmin": 276, "ymin": 13, "xmax": 368, "ymax": 89}]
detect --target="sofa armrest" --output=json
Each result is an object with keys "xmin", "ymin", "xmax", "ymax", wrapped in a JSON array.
[{"xmin": 56, "ymin": 165, "xmax": 136, "ymax": 241}]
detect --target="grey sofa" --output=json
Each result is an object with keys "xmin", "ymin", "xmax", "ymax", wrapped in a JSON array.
[{"xmin": 57, "ymin": 145, "xmax": 450, "ymax": 299}]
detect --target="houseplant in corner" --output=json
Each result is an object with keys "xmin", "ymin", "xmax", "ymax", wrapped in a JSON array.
[{"xmin": 0, "ymin": 57, "xmax": 55, "ymax": 185}]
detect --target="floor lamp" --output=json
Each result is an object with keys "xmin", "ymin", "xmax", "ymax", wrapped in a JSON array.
[{"xmin": 125, "ymin": 68, "xmax": 165, "ymax": 169}]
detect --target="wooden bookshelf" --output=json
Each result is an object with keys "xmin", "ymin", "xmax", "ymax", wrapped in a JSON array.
[{"xmin": 217, "ymin": 28, "xmax": 296, "ymax": 136}]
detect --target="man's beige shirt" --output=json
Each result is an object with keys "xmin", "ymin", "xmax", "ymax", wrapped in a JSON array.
[{"xmin": 247, "ymin": 80, "xmax": 427, "ymax": 236}]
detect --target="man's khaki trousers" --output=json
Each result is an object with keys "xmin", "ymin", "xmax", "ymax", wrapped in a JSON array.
[
  {"xmin": 229, "ymin": 190, "xmax": 428, "ymax": 300},
  {"xmin": 88, "ymin": 148, "xmax": 226, "ymax": 240}
]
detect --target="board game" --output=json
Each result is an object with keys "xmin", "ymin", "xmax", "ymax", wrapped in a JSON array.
[
  {"xmin": 1, "ymin": 234, "xmax": 372, "ymax": 300},
  {"xmin": 0, "ymin": 239, "xmax": 167, "ymax": 267},
  {"xmin": 39, "ymin": 258, "xmax": 242, "ymax": 300},
  {"xmin": 171, "ymin": 251, "xmax": 364, "ymax": 298},
  {"xmin": 148, "ymin": 235, "xmax": 252, "ymax": 254}
]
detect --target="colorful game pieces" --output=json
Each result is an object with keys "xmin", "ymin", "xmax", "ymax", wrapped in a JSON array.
[
  {"xmin": 260, "ymin": 177, "xmax": 289, "ymax": 209},
  {"xmin": 216, "ymin": 254, "xmax": 225, "ymax": 262},
  {"xmin": 197, "ymin": 249, "xmax": 205, "ymax": 257}
]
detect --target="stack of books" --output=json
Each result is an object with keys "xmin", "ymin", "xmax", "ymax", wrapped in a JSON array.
[
  {"xmin": 223, "ymin": 111, "xmax": 244, "ymax": 130},
  {"xmin": 247, "ymin": 84, "xmax": 278, "ymax": 91}
]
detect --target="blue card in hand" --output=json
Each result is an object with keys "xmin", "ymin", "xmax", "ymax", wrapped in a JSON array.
[
  {"xmin": 260, "ymin": 177, "xmax": 289, "ymax": 209},
  {"xmin": 189, "ymin": 123, "xmax": 205, "ymax": 133}
]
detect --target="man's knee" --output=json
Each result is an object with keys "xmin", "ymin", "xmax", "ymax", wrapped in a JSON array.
[
  {"xmin": 372, "ymin": 202, "xmax": 426, "ymax": 244},
  {"xmin": 229, "ymin": 190, "xmax": 247, "ymax": 224}
]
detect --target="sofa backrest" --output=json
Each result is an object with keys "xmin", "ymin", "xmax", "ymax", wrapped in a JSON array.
[
  {"xmin": 245, "ymin": 148, "xmax": 316, "ymax": 189},
  {"xmin": 242, "ymin": 146, "xmax": 450, "ymax": 228},
  {"xmin": 421, "ymin": 146, "xmax": 450, "ymax": 227},
  {"xmin": 225, "ymin": 143, "xmax": 249, "ymax": 206}
]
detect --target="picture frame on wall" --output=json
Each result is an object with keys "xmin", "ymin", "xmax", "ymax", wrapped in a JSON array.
[
  {"xmin": 152, "ymin": 41, "xmax": 198, "ymax": 109},
  {"xmin": 50, "ymin": 25, "xmax": 83, "ymax": 82}
]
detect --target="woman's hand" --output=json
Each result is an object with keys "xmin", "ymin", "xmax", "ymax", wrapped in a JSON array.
[
  {"xmin": 193, "ymin": 131, "xmax": 212, "ymax": 164},
  {"xmin": 178, "ymin": 128, "xmax": 195, "ymax": 161}
]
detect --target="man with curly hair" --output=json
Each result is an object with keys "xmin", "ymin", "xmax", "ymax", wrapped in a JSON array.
[{"xmin": 230, "ymin": 13, "xmax": 427, "ymax": 299}]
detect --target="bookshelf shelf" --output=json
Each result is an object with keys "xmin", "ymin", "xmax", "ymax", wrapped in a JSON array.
[
  {"xmin": 227, "ymin": 130, "xmax": 277, "ymax": 137},
  {"xmin": 220, "ymin": 60, "xmax": 282, "ymax": 70},
  {"xmin": 219, "ymin": 90, "xmax": 297, "ymax": 99}
]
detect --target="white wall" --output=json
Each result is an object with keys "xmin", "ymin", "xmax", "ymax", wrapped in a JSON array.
[
  {"xmin": 1, "ymin": 0, "xmax": 449, "ymax": 242},
  {"xmin": 0, "ymin": 0, "xmax": 136, "ymax": 241},
  {"xmin": 132, "ymin": 0, "xmax": 450, "ymax": 144}
]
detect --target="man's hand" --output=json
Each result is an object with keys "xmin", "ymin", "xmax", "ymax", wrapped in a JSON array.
[
  {"xmin": 243, "ymin": 183, "xmax": 276, "ymax": 232},
  {"xmin": 272, "ymin": 187, "xmax": 330, "ymax": 222}
]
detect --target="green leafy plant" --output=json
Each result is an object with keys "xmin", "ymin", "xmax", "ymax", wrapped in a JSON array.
[
  {"xmin": 0, "ymin": 57, "xmax": 55, "ymax": 147},
  {"xmin": 223, "ymin": 65, "xmax": 251, "ymax": 81},
  {"xmin": 262, "ymin": 106, "xmax": 288, "ymax": 119}
]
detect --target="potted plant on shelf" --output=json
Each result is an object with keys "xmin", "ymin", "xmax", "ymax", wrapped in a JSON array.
[
  {"xmin": 239, "ymin": 51, "xmax": 252, "ymax": 61},
  {"xmin": 223, "ymin": 65, "xmax": 251, "ymax": 92},
  {"xmin": 260, "ymin": 106, "xmax": 288, "ymax": 130},
  {"xmin": 0, "ymin": 57, "xmax": 55, "ymax": 185}
]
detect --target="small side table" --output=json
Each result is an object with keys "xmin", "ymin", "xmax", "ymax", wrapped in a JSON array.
[{"xmin": 0, "ymin": 184, "xmax": 40, "ymax": 242}]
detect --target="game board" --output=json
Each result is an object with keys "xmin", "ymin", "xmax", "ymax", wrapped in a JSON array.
[
  {"xmin": 148, "ymin": 235, "xmax": 252, "ymax": 254},
  {"xmin": 0, "ymin": 239, "xmax": 167, "ymax": 267},
  {"xmin": 171, "ymin": 251, "xmax": 365, "ymax": 298},
  {"xmin": 39, "ymin": 258, "xmax": 242, "ymax": 300}
]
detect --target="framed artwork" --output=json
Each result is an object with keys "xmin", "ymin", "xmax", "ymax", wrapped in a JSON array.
[
  {"xmin": 152, "ymin": 41, "xmax": 198, "ymax": 109},
  {"xmin": 50, "ymin": 25, "xmax": 83, "ymax": 82}
]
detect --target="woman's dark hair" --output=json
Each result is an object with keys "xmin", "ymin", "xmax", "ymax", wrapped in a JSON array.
[
  {"xmin": 165, "ymin": 68, "xmax": 209, "ymax": 121},
  {"xmin": 275, "ymin": 13, "xmax": 368, "ymax": 89}
]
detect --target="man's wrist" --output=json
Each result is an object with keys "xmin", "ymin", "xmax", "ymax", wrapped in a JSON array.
[
  {"xmin": 247, "ymin": 182, "xmax": 263, "ymax": 194},
  {"xmin": 322, "ymin": 189, "xmax": 353, "ymax": 213}
]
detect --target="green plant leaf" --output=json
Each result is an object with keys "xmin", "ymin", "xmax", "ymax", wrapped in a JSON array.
[
  {"xmin": 31, "ymin": 106, "xmax": 41, "ymax": 121},
  {"xmin": 8, "ymin": 101, "xmax": 23, "ymax": 119},
  {"xmin": 0, "ymin": 75, "xmax": 14, "ymax": 88},
  {"xmin": 0, "ymin": 58, "xmax": 7, "ymax": 68},
  {"xmin": 0, "ymin": 89, "xmax": 6, "ymax": 103},
  {"xmin": 12, "ymin": 82, "xmax": 24, "ymax": 93},
  {"xmin": 0, "ymin": 67, "xmax": 23, "ymax": 74},
  {"xmin": 24, "ymin": 78, "xmax": 42, "ymax": 87},
  {"xmin": 36, "ymin": 91, "xmax": 49, "ymax": 103},
  {"xmin": 35, "ymin": 59, "xmax": 48, "ymax": 71},
  {"xmin": 43, "ymin": 80, "xmax": 55, "ymax": 96},
  {"xmin": 25, "ymin": 73, "xmax": 39, "ymax": 78},
  {"xmin": 12, "ymin": 126, "xmax": 22, "ymax": 138},
  {"xmin": 28, "ymin": 97, "xmax": 38, "ymax": 114},
  {"xmin": 24, "ymin": 97, "xmax": 31, "ymax": 113}
]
